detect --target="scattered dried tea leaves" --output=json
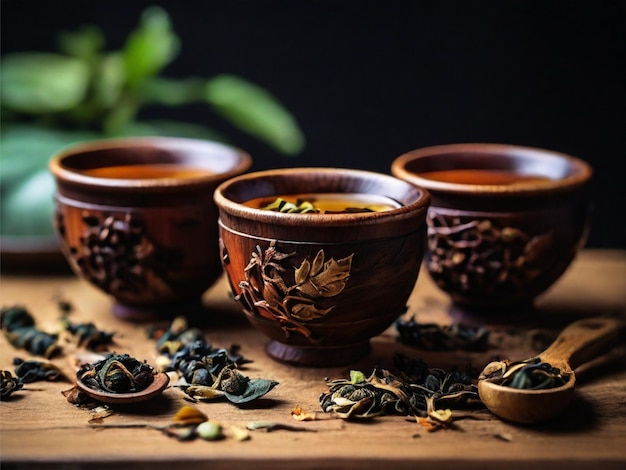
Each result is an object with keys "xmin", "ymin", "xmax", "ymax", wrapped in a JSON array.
[
  {"xmin": 1, "ymin": 370, "xmax": 24, "ymax": 399},
  {"xmin": 13, "ymin": 357, "xmax": 67, "ymax": 383},
  {"xmin": 153, "ymin": 316, "xmax": 277, "ymax": 404},
  {"xmin": 62, "ymin": 385, "xmax": 93, "ymax": 405},
  {"xmin": 78, "ymin": 353, "xmax": 155, "ymax": 394},
  {"xmin": 1, "ymin": 305, "xmax": 60, "ymax": 358},
  {"xmin": 172, "ymin": 405, "xmax": 208, "ymax": 425},
  {"xmin": 396, "ymin": 317, "xmax": 490, "ymax": 351},
  {"xmin": 291, "ymin": 404, "xmax": 316, "ymax": 421},
  {"xmin": 320, "ymin": 354, "xmax": 481, "ymax": 420},
  {"xmin": 246, "ymin": 421, "xmax": 315, "ymax": 433},
  {"xmin": 161, "ymin": 405, "xmax": 249, "ymax": 442},
  {"xmin": 61, "ymin": 317, "xmax": 115, "ymax": 351},
  {"xmin": 479, "ymin": 357, "xmax": 570, "ymax": 390},
  {"xmin": 88, "ymin": 405, "xmax": 114, "ymax": 424}
]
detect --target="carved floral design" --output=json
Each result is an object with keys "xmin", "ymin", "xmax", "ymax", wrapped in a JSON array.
[
  {"xmin": 57, "ymin": 211, "xmax": 180, "ymax": 298},
  {"xmin": 235, "ymin": 241, "xmax": 353, "ymax": 342},
  {"xmin": 427, "ymin": 213, "xmax": 553, "ymax": 295}
]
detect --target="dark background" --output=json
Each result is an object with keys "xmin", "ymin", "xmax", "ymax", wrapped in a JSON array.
[{"xmin": 2, "ymin": 0, "xmax": 625, "ymax": 248}]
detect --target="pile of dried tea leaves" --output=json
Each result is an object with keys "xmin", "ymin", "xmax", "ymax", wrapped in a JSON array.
[
  {"xmin": 320, "ymin": 354, "xmax": 481, "ymax": 421},
  {"xmin": 152, "ymin": 316, "xmax": 278, "ymax": 403},
  {"xmin": 395, "ymin": 316, "xmax": 490, "ymax": 351},
  {"xmin": 479, "ymin": 357, "xmax": 570, "ymax": 390},
  {"xmin": 78, "ymin": 353, "xmax": 155, "ymax": 394},
  {"xmin": 61, "ymin": 317, "xmax": 115, "ymax": 351},
  {"xmin": 13, "ymin": 358, "xmax": 66, "ymax": 383},
  {"xmin": 1, "ymin": 306, "xmax": 61, "ymax": 358}
]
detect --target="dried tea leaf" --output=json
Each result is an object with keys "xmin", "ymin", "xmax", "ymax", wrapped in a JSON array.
[
  {"xmin": 62, "ymin": 318, "xmax": 115, "ymax": 351},
  {"xmin": 223, "ymin": 378, "xmax": 279, "ymax": 404},
  {"xmin": 246, "ymin": 421, "xmax": 314, "ymax": 432},
  {"xmin": 13, "ymin": 358, "xmax": 66, "ymax": 383},
  {"xmin": 222, "ymin": 424, "xmax": 251, "ymax": 441},
  {"xmin": 1, "ymin": 370, "xmax": 23, "ymax": 399},
  {"xmin": 162, "ymin": 424, "xmax": 197, "ymax": 441},
  {"xmin": 89, "ymin": 406, "xmax": 114, "ymax": 423},
  {"xmin": 62, "ymin": 386, "xmax": 92, "ymax": 405},
  {"xmin": 1, "ymin": 306, "xmax": 60, "ymax": 358},
  {"xmin": 396, "ymin": 317, "xmax": 490, "ymax": 351},
  {"xmin": 172, "ymin": 405, "xmax": 208, "ymax": 425},
  {"xmin": 429, "ymin": 408, "xmax": 453, "ymax": 423},
  {"xmin": 291, "ymin": 404, "xmax": 316, "ymax": 421},
  {"xmin": 182, "ymin": 385, "xmax": 225, "ymax": 400}
]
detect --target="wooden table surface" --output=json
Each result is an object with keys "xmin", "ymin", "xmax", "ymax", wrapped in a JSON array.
[{"xmin": 1, "ymin": 249, "xmax": 625, "ymax": 469}]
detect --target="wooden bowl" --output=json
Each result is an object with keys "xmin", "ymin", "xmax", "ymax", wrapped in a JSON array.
[
  {"xmin": 49, "ymin": 137, "xmax": 251, "ymax": 320},
  {"xmin": 214, "ymin": 167, "xmax": 430, "ymax": 366},
  {"xmin": 391, "ymin": 143, "xmax": 592, "ymax": 311}
]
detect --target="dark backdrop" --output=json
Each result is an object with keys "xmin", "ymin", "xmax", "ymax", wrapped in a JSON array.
[{"xmin": 2, "ymin": 0, "xmax": 625, "ymax": 248}]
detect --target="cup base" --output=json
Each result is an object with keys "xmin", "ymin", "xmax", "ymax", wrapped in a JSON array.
[{"xmin": 266, "ymin": 340, "xmax": 371, "ymax": 367}]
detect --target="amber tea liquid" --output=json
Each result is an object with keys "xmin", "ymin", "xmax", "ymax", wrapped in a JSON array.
[
  {"xmin": 418, "ymin": 169, "xmax": 552, "ymax": 185},
  {"xmin": 244, "ymin": 193, "xmax": 402, "ymax": 213},
  {"xmin": 79, "ymin": 164, "xmax": 213, "ymax": 179}
]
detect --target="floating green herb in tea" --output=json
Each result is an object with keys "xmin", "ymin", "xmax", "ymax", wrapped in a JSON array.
[
  {"xmin": 319, "ymin": 353, "xmax": 480, "ymax": 420},
  {"xmin": 0, "ymin": 305, "xmax": 60, "ymax": 358},
  {"xmin": 395, "ymin": 317, "xmax": 490, "ymax": 351},
  {"xmin": 1, "ymin": 370, "xmax": 23, "ymax": 399},
  {"xmin": 249, "ymin": 193, "xmax": 400, "ymax": 214},
  {"xmin": 13, "ymin": 357, "xmax": 66, "ymax": 383},
  {"xmin": 78, "ymin": 353, "xmax": 155, "ymax": 394},
  {"xmin": 479, "ymin": 357, "xmax": 569, "ymax": 390},
  {"xmin": 152, "ymin": 316, "xmax": 277, "ymax": 404}
]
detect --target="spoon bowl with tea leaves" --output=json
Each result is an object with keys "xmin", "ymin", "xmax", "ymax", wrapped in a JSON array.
[
  {"xmin": 75, "ymin": 353, "xmax": 170, "ymax": 404},
  {"xmin": 478, "ymin": 317, "xmax": 622, "ymax": 424}
]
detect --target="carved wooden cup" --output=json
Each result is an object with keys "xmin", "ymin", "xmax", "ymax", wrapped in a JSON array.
[
  {"xmin": 392, "ymin": 143, "xmax": 592, "ymax": 311},
  {"xmin": 49, "ymin": 137, "xmax": 251, "ymax": 320},
  {"xmin": 214, "ymin": 168, "xmax": 430, "ymax": 366}
]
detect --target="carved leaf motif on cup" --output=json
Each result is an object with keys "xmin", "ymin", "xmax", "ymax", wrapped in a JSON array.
[
  {"xmin": 234, "ymin": 240, "xmax": 354, "ymax": 342},
  {"xmin": 427, "ymin": 213, "xmax": 554, "ymax": 294},
  {"xmin": 59, "ymin": 211, "xmax": 181, "ymax": 298}
]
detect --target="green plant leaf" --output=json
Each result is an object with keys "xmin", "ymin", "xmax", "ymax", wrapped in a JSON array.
[
  {"xmin": 93, "ymin": 52, "xmax": 126, "ymax": 109},
  {"xmin": 0, "ymin": 125, "xmax": 98, "ymax": 186},
  {"xmin": 0, "ymin": 125, "xmax": 99, "ymax": 237},
  {"xmin": 122, "ymin": 6, "xmax": 180, "ymax": 87},
  {"xmin": 0, "ymin": 53, "xmax": 90, "ymax": 114},
  {"xmin": 1, "ymin": 168, "xmax": 56, "ymax": 236},
  {"xmin": 57, "ymin": 25, "xmax": 105, "ymax": 60},
  {"xmin": 205, "ymin": 74, "xmax": 305, "ymax": 155},
  {"xmin": 223, "ymin": 379, "xmax": 279, "ymax": 404},
  {"xmin": 140, "ymin": 77, "xmax": 206, "ymax": 106}
]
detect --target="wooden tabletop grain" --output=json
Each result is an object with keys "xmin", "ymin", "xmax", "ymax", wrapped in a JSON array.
[{"xmin": 1, "ymin": 249, "xmax": 625, "ymax": 470}]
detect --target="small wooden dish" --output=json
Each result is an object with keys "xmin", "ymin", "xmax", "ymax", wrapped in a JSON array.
[{"xmin": 75, "ymin": 371, "xmax": 170, "ymax": 404}]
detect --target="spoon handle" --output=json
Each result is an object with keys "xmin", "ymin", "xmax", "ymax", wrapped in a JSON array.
[{"xmin": 540, "ymin": 317, "xmax": 623, "ymax": 369}]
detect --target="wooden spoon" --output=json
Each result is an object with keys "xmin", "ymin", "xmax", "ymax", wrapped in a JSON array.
[
  {"xmin": 75, "ymin": 372, "xmax": 170, "ymax": 404},
  {"xmin": 478, "ymin": 317, "xmax": 622, "ymax": 424}
]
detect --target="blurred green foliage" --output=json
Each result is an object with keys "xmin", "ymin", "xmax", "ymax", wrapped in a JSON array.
[{"xmin": 0, "ymin": 6, "xmax": 305, "ymax": 239}]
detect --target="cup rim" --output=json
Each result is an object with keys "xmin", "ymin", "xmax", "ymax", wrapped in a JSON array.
[
  {"xmin": 49, "ymin": 136, "xmax": 252, "ymax": 190},
  {"xmin": 214, "ymin": 167, "xmax": 431, "ymax": 227},
  {"xmin": 391, "ymin": 143, "xmax": 592, "ymax": 195}
]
